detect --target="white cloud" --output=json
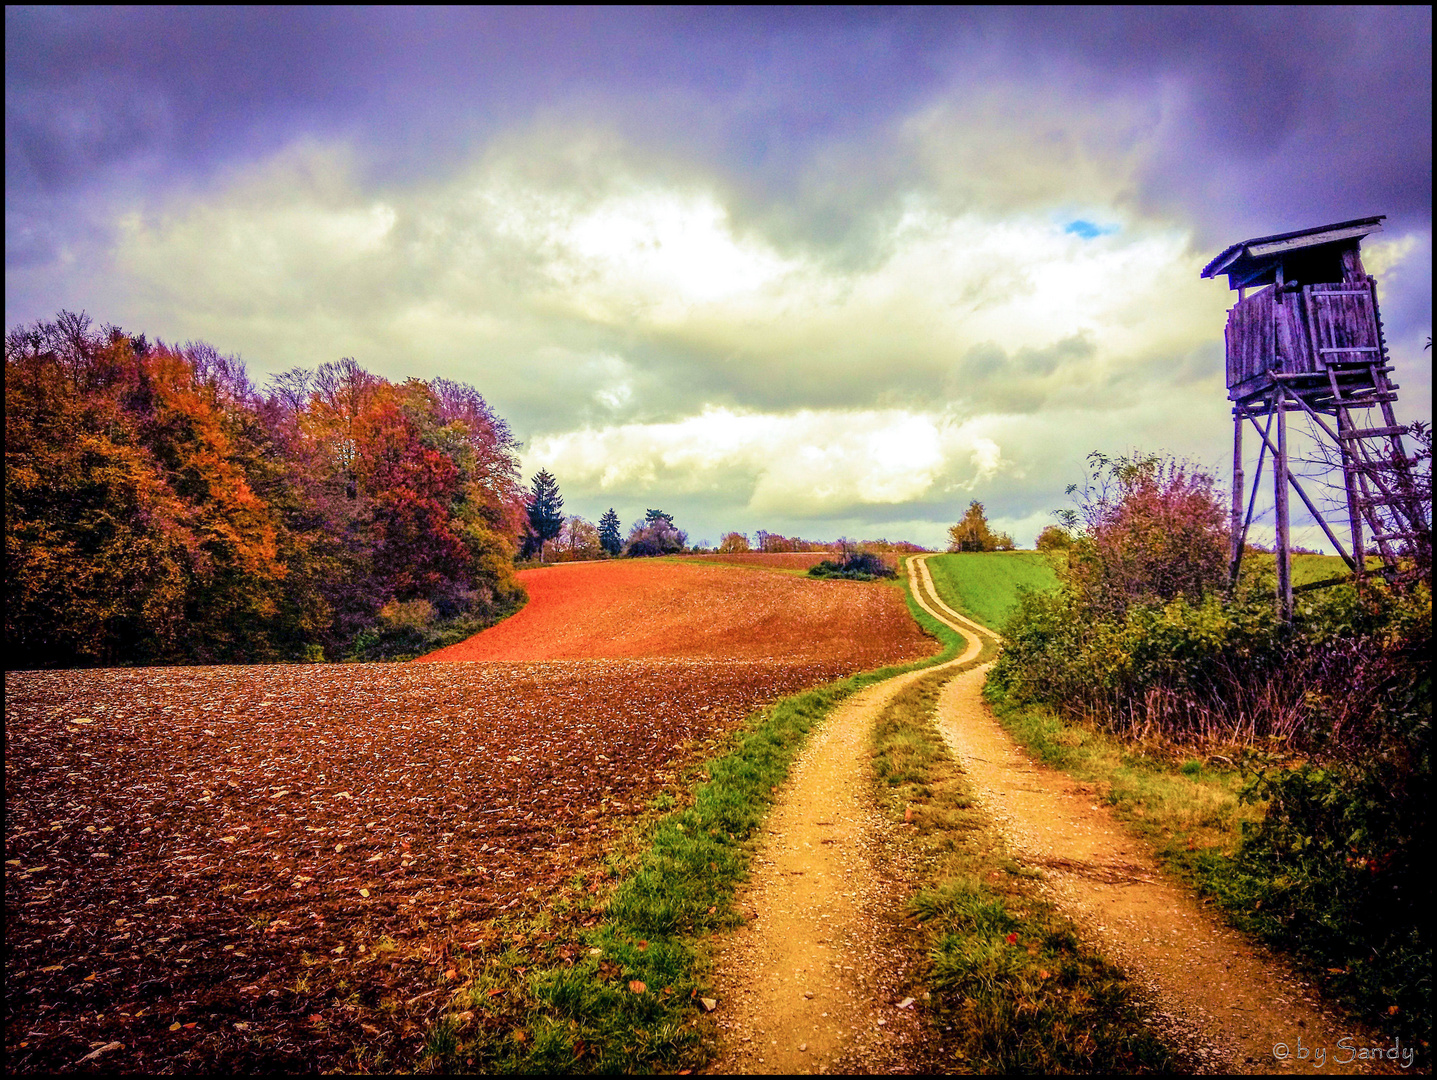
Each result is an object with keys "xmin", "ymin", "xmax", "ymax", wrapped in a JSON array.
[
  {"xmin": 526, "ymin": 405, "xmax": 1012, "ymax": 519},
  {"xmin": 1362, "ymin": 233, "xmax": 1419, "ymax": 279}
]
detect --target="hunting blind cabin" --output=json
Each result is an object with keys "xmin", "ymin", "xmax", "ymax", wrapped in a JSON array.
[{"xmin": 1202, "ymin": 216, "xmax": 1429, "ymax": 617}]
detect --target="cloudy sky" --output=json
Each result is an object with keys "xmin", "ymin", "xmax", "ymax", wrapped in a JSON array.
[{"xmin": 6, "ymin": 8, "xmax": 1431, "ymax": 550}]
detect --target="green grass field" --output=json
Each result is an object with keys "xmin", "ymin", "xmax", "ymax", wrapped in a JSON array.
[
  {"xmin": 924, "ymin": 552, "xmax": 1061, "ymax": 632},
  {"xmin": 928, "ymin": 552, "xmax": 1353, "ymax": 630}
]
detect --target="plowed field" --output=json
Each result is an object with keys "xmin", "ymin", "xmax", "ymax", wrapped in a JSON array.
[
  {"xmin": 6, "ymin": 558, "xmax": 937, "ymax": 1072},
  {"xmin": 4, "ymin": 658, "xmax": 851, "ymax": 1073},
  {"xmin": 418, "ymin": 558, "xmax": 931, "ymax": 664}
]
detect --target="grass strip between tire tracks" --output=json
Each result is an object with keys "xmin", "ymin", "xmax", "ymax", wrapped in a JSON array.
[
  {"xmin": 415, "ymin": 559, "xmax": 966, "ymax": 1073},
  {"xmin": 869, "ymin": 668, "xmax": 1180, "ymax": 1073}
]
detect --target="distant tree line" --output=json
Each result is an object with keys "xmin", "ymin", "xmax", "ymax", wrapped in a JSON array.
[
  {"xmin": 713, "ymin": 531, "xmax": 926, "ymax": 555},
  {"xmin": 5, "ymin": 312, "xmax": 527, "ymax": 667},
  {"xmin": 523, "ymin": 500, "xmax": 690, "ymax": 562}
]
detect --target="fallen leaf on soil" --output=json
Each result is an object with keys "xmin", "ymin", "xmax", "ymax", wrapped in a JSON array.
[{"xmin": 77, "ymin": 1041, "xmax": 123, "ymax": 1063}]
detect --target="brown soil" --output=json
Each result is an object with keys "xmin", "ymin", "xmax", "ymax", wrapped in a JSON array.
[
  {"xmin": 417, "ymin": 559, "xmax": 931, "ymax": 666},
  {"xmin": 4, "ymin": 658, "xmax": 847, "ymax": 1073}
]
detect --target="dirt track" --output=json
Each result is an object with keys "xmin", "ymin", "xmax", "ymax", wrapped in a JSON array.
[
  {"xmin": 707, "ymin": 555, "xmax": 1387, "ymax": 1075},
  {"xmin": 912, "ymin": 555, "xmax": 1381, "ymax": 1074},
  {"xmin": 705, "ymin": 559, "xmax": 978, "ymax": 1073}
]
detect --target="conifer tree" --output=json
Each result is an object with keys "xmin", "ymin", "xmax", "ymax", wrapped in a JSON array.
[
  {"xmin": 598, "ymin": 508, "xmax": 623, "ymax": 556},
  {"xmin": 525, "ymin": 469, "xmax": 565, "ymax": 561}
]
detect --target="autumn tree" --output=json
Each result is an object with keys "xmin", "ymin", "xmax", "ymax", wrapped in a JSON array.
[
  {"xmin": 947, "ymin": 500, "xmax": 1007, "ymax": 552},
  {"xmin": 718, "ymin": 531, "xmax": 750, "ymax": 553},
  {"xmin": 5, "ymin": 312, "xmax": 526, "ymax": 666},
  {"xmin": 598, "ymin": 508, "xmax": 623, "ymax": 556},
  {"xmin": 1036, "ymin": 524, "xmax": 1073, "ymax": 552},
  {"xmin": 625, "ymin": 509, "xmax": 687, "ymax": 557},
  {"xmin": 556, "ymin": 515, "xmax": 603, "ymax": 561}
]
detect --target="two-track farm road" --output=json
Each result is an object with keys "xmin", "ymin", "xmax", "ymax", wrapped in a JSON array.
[
  {"xmin": 909, "ymin": 554, "xmax": 1382, "ymax": 1075},
  {"xmin": 705, "ymin": 559, "xmax": 980, "ymax": 1074}
]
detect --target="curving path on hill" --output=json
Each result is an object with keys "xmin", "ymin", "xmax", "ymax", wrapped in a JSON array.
[{"xmin": 703, "ymin": 557, "xmax": 975, "ymax": 1073}]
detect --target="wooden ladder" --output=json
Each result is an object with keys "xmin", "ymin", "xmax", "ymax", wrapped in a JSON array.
[{"xmin": 1305, "ymin": 280, "xmax": 1429, "ymax": 577}]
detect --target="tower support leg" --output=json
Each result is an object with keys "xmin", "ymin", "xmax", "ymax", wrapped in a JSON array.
[
  {"xmin": 1336, "ymin": 408, "xmax": 1366, "ymax": 580},
  {"xmin": 1230, "ymin": 413, "xmax": 1244, "ymax": 588},
  {"xmin": 1274, "ymin": 390, "xmax": 1293, "ymax": 620}
]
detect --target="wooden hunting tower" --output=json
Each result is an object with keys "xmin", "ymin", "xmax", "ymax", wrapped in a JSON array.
[{"xmin": 1202, "ymin": 215, "xmax": 1429, "ymax": 616}]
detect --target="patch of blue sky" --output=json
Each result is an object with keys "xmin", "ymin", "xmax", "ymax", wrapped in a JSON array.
[{"xmin": 1063, "ymin": 219, "xmax": 1119, "ymax": 239}]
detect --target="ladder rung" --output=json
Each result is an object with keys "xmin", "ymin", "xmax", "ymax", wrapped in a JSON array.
[
  {"xmin": 1340, "ymin": 425, "xmax": 1410, "ymax": 439},
  {"xmin": 1319, "ymin": 346, "xmax": 1381, "ymax": 353},
  {"xmin": 1334, "ymin": 392, "xmax": 1400, "ymax": 403}
]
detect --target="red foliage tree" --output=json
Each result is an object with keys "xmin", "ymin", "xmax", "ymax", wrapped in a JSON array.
[{"xmin": 1059, "ymin": 451, "xmax": 1228, "ymax": 616}]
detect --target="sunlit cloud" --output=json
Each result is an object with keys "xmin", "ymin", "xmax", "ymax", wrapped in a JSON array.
[{"xmin": 526, "ymin": 406, "xmax": 1011, "ymax": 519}]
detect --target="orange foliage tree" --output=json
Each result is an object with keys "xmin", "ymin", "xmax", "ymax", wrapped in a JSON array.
[{"xmin": 4, "ymin": 313, "xmax": 526, "ymax": 666}]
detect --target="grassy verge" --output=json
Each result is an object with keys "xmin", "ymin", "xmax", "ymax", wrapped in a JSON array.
[
  {"xmin": 980, "ymin": 690, "xmax": 1262, "ymax": 878},
  {"xmin": 923, "ymin": 552, "xmax": 1060, "ymax": 632},
  {"xmin": 870, "ymin": 670, "xmax": 1179, "ymax": 1073},
  {"xmin": 414, "ymin": 565, "xmax": 965, "ymax": 1072}
]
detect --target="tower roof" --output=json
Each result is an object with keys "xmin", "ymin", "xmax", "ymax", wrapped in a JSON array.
[{"xmin": 1201, "ymin": 216, "xmax": 1385, "ymax": 289}]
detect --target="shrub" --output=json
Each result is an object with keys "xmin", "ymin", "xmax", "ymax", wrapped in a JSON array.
[
  {"xmin": 808, "ymin": 550, "xmax": 897, "ymax": 581},
  {"xmin": 1035, "ymin": 524, "xmax": 1073, "ymax": 551},
  {"xmin": 1060, "ymin": 452, "xmax": 1227, "ymax": 618},
  {"xmin": 1223, "ymin": 736, "xmax": 1431, "ymax": 1043},
  {"xmin": 990, "ymin": 446, "xmax": 1432, "ymax": 1042}
]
